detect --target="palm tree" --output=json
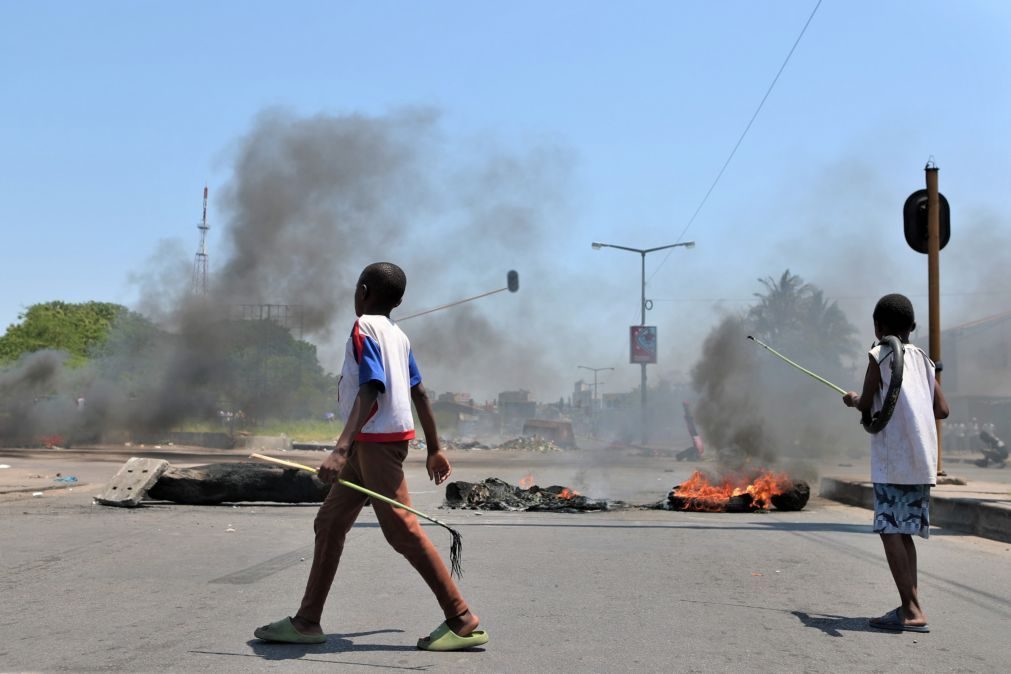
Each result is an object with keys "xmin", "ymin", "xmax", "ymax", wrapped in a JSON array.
[
  {"xmin": 802, "ymin": 288, "xmax": 858, "ymax": 363},
  {"xmin": 748, "ymin": 270, "xmax": 810, "ymax": 343},
  {"xmin": 748, "ymin": 270, "xmax": 858, "ymax": 369}
]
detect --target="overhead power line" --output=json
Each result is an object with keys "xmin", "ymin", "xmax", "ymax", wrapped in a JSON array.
[
  {"xmin": 601, "ymin": 0, "xmax": 824, "ymax": 375},
  {"xmin": 649, "ymin": 0, "xmax": 823, "ymax": 284}
]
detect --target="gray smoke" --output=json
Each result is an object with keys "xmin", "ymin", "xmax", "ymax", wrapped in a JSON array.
[
  {"xmin": 0, "ymin": 350, "xmax": 75, "ymax": 443},
  {"xmin": 0, "ymin": 107, "xmax": 576, "ymax": 442},
  {"xmin": 200, "ymin": 108, "xmax": 573, "ymax": 399},
  {"xmin": 690, "ymin": 276, "xmax": 865, "ymax": 474}
]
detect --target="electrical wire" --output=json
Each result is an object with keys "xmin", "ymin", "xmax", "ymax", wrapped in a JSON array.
[
  {"xmin": 600, "ymin": 0, "xmax": 823, "ymax": 377},
  {"xmin": 648, "ymin": 0, "xmax": 823, "ymax": 285}
]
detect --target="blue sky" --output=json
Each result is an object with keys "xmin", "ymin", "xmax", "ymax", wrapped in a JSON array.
[{"xmin": 2, "ymin": 1, "xmax": 1010, "ymax": 399}]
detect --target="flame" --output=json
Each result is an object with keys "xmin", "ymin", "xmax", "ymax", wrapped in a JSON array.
[
  {"xmin": 40, "ymin": 435, "xmax": 64, "ymax": 449},
  {"xmin": 671, "ymin": 470, "xmax": 790, "ymax": 512},
  {"xmin": 517, "ymin": 474, "xmax": 580, "ymax": 499}
]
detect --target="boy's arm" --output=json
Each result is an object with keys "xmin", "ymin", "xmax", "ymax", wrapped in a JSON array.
[
  {"xmin": 933, "ymin": 378, "xmax": 950, "ymax": 420},
  {"xmin": 318, "ymin": 382, "xmax": 382, "ymax": 483},
  {"xmin": 411, "ymin": 382, "xmax": 452, "ymax": 485},
  {"xmin": 843, "ymin": 354, "xmax": 880, "ymax": 414}
]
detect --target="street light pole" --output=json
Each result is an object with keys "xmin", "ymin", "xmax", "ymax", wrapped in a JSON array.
[
  {"xmin": 577, "ymin": 365, "xmax": 614, "ymax": 405},
  {"xmin": 578, "ymin": 365, "xmax": 614, "ymax": 438},
  {"xmin": 592, "ymin": 240, "xmax": 695, "ymax": 446},
  {"xmin": 639, "ymin": 251, "xmax": 647, "ymax": 443}
]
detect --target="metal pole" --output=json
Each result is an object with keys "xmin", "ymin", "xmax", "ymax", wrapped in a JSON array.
[
  {"xmin": 591, "ymin": 241, "xmax": 693, "ymax": 448},
  {"xmin": 640, "ymin": 252, "xmax": 648, "ymax": 446},
  {"xmin": 578, "ymin": 365, "xmax": 613, "ymax": 438},
  {"xmin": 926, "ymin": 163, "xmax": 943, "ymax": 475}
]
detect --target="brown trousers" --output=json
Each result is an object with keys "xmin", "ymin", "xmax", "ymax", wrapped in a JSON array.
[{"xmin": 297, "ymin": 440, "xmax": 468, "ymax": 623}]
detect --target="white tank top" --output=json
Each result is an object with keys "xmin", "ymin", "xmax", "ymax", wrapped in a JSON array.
[{"xmin": 868, "ymin": 342, "xmax": 937, "ymax": 485}]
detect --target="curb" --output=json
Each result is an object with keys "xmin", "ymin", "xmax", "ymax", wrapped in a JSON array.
[{"xmin": 820, "ymin": 477, "xmax": 1011, "ymax": 544}]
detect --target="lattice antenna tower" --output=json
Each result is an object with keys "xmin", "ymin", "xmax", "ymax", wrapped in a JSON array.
[{"xmin": 192, "ymin": 185, "xmax": 210, "ymax": 295}]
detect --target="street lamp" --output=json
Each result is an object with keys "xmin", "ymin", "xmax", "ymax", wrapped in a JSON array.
[
  {"xmin": 578, "ymin": 365, "xmax": 613, "ymax": 439},
  {"xmin": 591, "ymin": 240, "xmax": 695, "ymax": 446},
  {"xmin": 577, "ymin": 365, "xmax": 614, "ymax": 406}
]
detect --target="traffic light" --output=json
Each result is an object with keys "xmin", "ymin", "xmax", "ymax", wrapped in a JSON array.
[{"xmin": 903, "ymin": 189, "xmax": 951, "ymax": 254}]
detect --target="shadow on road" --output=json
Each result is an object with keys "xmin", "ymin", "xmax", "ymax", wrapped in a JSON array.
[
  {"xmin": 791, "ymin": 611, "xmax": 892, "ymax": 637},
  {"xmin": 455, "ymin": 520, "xmax": 872, "ymax": 534},
  {"xmin": 456, "ymin": 519, "xmax": 965, "ymax": 537},
  {"xmin": 189, "ymin": 629, "xmax": 439, "ymax": 671}
]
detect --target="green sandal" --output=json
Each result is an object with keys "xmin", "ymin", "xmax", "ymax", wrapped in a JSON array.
[
  {"xmin": 417, "ymin": 621, "xmax": 489, "ymax": 651},
  {"xmin": 254, "ymin": 616, "xmax": 327, "ymax": 644}
]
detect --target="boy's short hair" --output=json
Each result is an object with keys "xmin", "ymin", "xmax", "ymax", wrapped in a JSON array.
[
  {"xmin": 360, "ymin": 262, "xmax": 407, "ymax": 308},
  {"xmin": 873, "ymin": 293, "xmax": 916, "ymax": 333}
]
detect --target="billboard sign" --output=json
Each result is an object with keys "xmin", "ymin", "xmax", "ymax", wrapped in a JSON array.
[{"xmin": 630, "ymin": 325, "xmax": 657, "ymax": 364}]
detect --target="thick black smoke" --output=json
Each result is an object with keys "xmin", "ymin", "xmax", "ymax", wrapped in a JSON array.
[
  {"xmin": 690, "ymin": 277, "xmax": 864, "ymax": 473},
  {"xmin": 0, "ymin": 107, "xmax": 577, "ymax": 442}
]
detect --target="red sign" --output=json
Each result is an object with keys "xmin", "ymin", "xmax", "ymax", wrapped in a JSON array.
[{"xmin": 630, "ymin": 326, "xmax": 657, "ymax": 364}]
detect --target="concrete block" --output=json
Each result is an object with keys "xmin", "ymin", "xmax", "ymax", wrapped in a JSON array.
[{"xmin": 94, "ymin": 457, "xmax": 169, "ymax": 507}]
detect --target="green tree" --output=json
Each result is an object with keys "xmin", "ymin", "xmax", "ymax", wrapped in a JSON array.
[
  {"xmin": 748, "ymin": 270, "xmax": 857, "ymax": 368},
  {"xmin": 748, "ymin": 271, "xmax": 810, "ymax": 343},
  {"xmin": 218, "ymin": 319, "xmax": 336, "ymax": 421},
  {"xmin": 0, "ymin": 301, "xmax": 128, "ymax": 365}
]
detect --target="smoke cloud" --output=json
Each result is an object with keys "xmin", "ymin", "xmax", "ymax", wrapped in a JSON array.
[
  {"xmin": 1, "ymin": 107, "xmax": 580, "ymax": 443},
  {"xmin": 690, "ymin": 281, "xmax": 866, "ymax": 475}
]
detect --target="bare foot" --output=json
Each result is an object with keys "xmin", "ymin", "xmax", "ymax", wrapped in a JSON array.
[
  {"xmin": 899, "ymin": 606, "xmax": 928, "ymax": 627},
  {"xmin": 869, "ymin": 607, "xmax": 928, "ymax": 630},
  {"xmin": 446, "ymin": 609, "xmax": 480, "ymax": 636},
  {"xmin": 291, "ymin": 614, "xmax": 324, "ymax": 636}
]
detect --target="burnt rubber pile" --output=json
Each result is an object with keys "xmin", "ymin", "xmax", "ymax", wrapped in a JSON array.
[
  {"xmin": 663, "ymin": 470, "xmax": 810, "ymax": 512},
  {"xmin": 445, "ymin": 471, "xmax": 810, "ymax": 514},
  {"xmin": 444, "ymin": 478, "xmax": 629, "ymax": 512}
]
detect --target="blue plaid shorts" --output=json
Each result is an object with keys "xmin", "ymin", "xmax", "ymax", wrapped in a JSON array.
[{"xmin": 873, "ymin": 483, "xmax": 931, "ymax": 539}]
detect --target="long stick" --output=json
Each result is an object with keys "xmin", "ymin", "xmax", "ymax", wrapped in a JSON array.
[
  {"xmin": 398, "ymin": 270, "xmax": 519, "ymax": 322},
  {"xmin": 250, "ymin": 453, "xmax": 463, "ymax": 579},
  {"xmin": 746, "ymin": 335, "xmax": 847, "ymax": 395},
  {"xmin": 398, "ymin": 287, "xmax": 507, "ymax": 322}
]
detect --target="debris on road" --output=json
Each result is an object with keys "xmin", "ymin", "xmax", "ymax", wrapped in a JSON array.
[
  {"xmin": 495, "ymin": 436, "xmax": 563, "ymax": 452},
  {"xmin": 94, "ymin": 458, "xmax": 170, "ymax": 507},
  {"xmin": 445, "ymin": 477, "xmax": 622, "ymax": 512},
  {"xmin": 147, "ymin": 462, "xmax": 328, "ymax": 505}
]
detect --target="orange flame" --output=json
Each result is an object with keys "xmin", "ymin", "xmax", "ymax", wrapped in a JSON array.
[
  {"xmin": 557, "ymin": 487, "xmax": 580, "ymax": 499},
  {"xmin": 672, "ymin": 470, "xmax": 790, "ymax": 511},
  {"xmin": 519, "ymin": 474, "xmax": 534, "ymax": 489}
]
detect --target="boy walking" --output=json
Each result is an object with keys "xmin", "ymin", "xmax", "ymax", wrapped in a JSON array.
[
  {"xmin": 255, "ymin": 262, "xmax": 487, "ymax": 651},
  {"xmin": 843, "ymin": 293, "xmax": 948, "ymax": 633}
]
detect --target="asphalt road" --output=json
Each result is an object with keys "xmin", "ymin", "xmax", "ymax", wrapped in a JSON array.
[{"xmin": 2, "ymin": 447, "xmax": 1010, "ymax": 673}]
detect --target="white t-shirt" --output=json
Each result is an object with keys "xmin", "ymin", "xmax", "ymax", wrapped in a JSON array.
[
  {"xmin": 869, "ymin": 342, "xmax": 938, "ymax": 485},
  {"xmin": 337, "ymin": 314, "xmax": 421, "ymax": 442}
]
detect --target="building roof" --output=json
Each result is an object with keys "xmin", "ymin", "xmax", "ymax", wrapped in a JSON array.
[{"xmin": 943, "ymin": 310, "xmax": 1011, "ymax": 336}]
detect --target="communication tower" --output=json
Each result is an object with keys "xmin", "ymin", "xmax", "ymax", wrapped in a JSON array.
[{"xmin": 192, "ymin": 185, "xmax": 210, "ymax": 294}]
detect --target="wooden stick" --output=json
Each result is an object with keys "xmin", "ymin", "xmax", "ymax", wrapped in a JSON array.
[
  {"xmin": 250, "ymin": 452, "xmax": 464, "ymax": 578},
  {"xmin": 746, "ymin": 336, "xmax": 847, "ymax": 395}
]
